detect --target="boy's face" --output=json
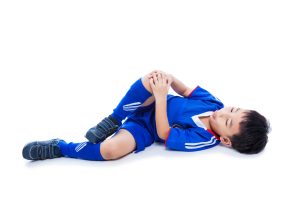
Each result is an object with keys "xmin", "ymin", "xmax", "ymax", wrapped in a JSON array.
[{"xmin": 209, "ymin": 107, "xmax": 248, "ymax": 147}]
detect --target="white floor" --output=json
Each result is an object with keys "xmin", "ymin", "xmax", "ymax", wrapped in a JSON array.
[{"xmin": 1, "ymin": 1, "xmax": 299, "ymax": 200}]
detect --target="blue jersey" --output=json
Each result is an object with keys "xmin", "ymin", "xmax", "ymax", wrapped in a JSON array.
[{"xmin": 126, "ymin": 85, "xmax": 224, "ymax": 152}]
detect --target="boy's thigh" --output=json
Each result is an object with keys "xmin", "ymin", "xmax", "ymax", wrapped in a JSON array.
[
  {"xmin": 141, "ymin": 96, "xmax": 155, "ymax": 107},
  {"xmin": 101, "ymin": 121, "xmax": 154, "ymax": 160},
  {"xmin": 101, "ymin": 129, "xmax": 136, "ymax": 160},
  {"xmin": 117, "ymin": 121, "xmax": 154, "ymax": 153}
]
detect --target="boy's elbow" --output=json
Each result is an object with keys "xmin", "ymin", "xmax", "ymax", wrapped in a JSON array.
[
  {"xmin": 183, "ymin": 87, "xmax": 193, "ymax": 97},
  {"xmin": 158, "ymin": 134, "xmax": 167, "ymax": 141},
  {"xmin": 157, "ymin": 128, "xmax": 170, "ymax": 140}
]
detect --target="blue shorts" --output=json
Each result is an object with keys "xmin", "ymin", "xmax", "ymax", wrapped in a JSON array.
[
  {"xmin": 118, "ymin": 119, "xmax": 155, "ymax": 153},
  {"xmin": 112, "ymin": 78, "xmax": 163, "ymax": 153},
  {"xmin": 112, "ymin": 98, "xmax": 163, "ymax": 153}
]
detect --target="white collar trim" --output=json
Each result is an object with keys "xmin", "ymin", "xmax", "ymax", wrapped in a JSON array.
[{"xmin": 191, "ymin": 111, "xmax": 214, "ymax": 130}]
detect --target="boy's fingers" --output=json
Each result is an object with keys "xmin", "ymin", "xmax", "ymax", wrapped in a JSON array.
[
  {"xmin": 167, "ymin": 77, "xmax": 172, "ymax": 86},
  {"xmin": 151, "ymin": 71, "xmax": 170, "ymax": 85},
  {"xmin": 162, "ymin": 74, "xmax": 166, "ymax": 83},
  {"xmin": 148, "ymin": 71, "xmax": 159, "ymax": 78},
  {"xmin": 157, "ymin": 73, "xmax": 162, "ymax": 81},
  {"xmin": 149, "ymin": 78, "xmax": 152, "ymax": 84},
  {"xmin": 150, "ymin": 70, "xmax": 168, "ymax": 77},
  {"xmin": 148, "ymin": 74, "xmax": 154, "ymax": 79},
  {"xmin": 164, "ymin": 74, "xmax": 169, "ymax": 82},
  {"xmin": 154, "ymin": 74, "xmax": 159, "ymax": 82},
  {"xmin": 149, "ymin": 78, "xmax": 155, "ymax": 87}
]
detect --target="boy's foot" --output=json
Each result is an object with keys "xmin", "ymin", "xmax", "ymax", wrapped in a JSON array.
[
  {"xmin": 85, "ymin": 115, "xmax": 119, "ymax": 143},
  {"xmin": 22, "ymin": 139, "xmax": 64, "ymax": 161}
]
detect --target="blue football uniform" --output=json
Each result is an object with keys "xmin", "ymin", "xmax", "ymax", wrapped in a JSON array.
[{"xmin": 116, "ymin": 85, "xmax": 224, "ymax": 153}]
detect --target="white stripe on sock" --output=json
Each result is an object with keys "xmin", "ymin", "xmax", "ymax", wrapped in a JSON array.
[{"xmin": 75, "ymin": 142, "xmax": 87, "ymax": 152}]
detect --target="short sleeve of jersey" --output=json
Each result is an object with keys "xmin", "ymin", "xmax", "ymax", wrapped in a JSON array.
[
  {"xmin": 188, "ymin": 86, "xmax": 224, "ymax": 108},
  {"xmin": 165, "ymin": 127, "xmax": 220, "ymax": 152}
]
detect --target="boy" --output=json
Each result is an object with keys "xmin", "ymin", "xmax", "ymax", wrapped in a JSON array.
[{"xmin": 22, "ymin": 70, "xmax": 270, "ymax": 161}]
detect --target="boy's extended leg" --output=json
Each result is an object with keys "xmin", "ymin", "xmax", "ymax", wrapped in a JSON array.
[
  {"xmin": 22, "ymin": 129, "xmax": 136, "ymax": 161},
  {"xmin": 86, "ymin": 73, "xmax": 154, "ymax": 143},
  {"xmin": 59, "ymin": 129, "xmax": 136, "ymax": 161},
  {"xmin": 100, "ymin": 129, "xmax": 136, "ymax": 160}
]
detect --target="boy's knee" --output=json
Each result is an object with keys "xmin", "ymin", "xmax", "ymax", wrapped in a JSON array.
[
  {"xmin": 101, "ymin": 142, "xmax": 119, "ymax": 160},
  {"xmin": 142, "ymin": 70, "xmax": 166, "ymax": 94},
  {"xmin": 141, "ymin": 73, "xmax": 153, "ymax": 94}
]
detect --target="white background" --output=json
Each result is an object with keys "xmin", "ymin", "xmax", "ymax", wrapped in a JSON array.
[{"xmin": 1, "ymin": 0, "xmax": 299, "ymax": 200}]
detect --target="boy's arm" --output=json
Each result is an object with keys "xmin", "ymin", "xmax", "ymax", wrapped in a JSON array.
[
  {"xmin": 170, "ymin": 74, "xmax": 194, "ymax": 97},
  {"xmin": 154, "ymin": 97, "xmax": 170, "ymax": 140},
  {"xmin": 149, "ymin": 72, "xmax": 171, "ymax": 140}
]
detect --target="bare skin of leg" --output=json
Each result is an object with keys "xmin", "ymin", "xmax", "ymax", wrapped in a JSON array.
[
  {"xmin": 100, "ymin": 129, "xmax": 136, "ymax": 160},
  {"xmin": 141, "ymin": 73, "xmax": 155, "ymax": 107}
]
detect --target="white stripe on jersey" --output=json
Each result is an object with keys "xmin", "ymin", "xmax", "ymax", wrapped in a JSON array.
[
  {"xmin": 185, "ymin": 137, "xmax": 217, "ymax": 149},
  {"xmin": 185, "ymin": 136, "xmax": 216, "ymax": 146}
]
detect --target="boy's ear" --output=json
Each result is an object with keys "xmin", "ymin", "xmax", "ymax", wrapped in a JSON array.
[{"xmin": 220, "ymin": 136, "xmax": 232, "ymax": 147}]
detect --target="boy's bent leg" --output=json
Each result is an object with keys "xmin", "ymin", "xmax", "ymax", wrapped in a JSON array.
[
  {"xmin": 86, "ymin": 74, "xmax": 153, "ymax": 143},
  {"xmin": 85, "ymin": 115, "xmax": 119, "ymax": 143},
  {"xmin": 110, "ymin": 77, "xmax": 153, "ymax": 121},
  {"xmin": 100, "ymin": 129, "xmax": 136, "ymax": 160}
]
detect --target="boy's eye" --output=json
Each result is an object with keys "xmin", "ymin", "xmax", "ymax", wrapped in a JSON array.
[
  {"xmin": 226, "ymin": 119, "xmax": 228, "ymax": 126},
  {"xmin": 231, "ymin": 107, "xmax": 234, "ymax": 112}
]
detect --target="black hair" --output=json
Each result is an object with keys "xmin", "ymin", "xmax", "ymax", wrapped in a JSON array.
[{"xmin": 230, "ymin": 110, "xmax": 270, "ymax": 154}]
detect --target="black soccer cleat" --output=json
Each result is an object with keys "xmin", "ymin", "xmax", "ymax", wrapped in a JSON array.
[
  {"xmin": 85, "ymin": 115, "xmax": 120, "ymax": 143},
  {"xmin": 22, "ymin": 139, "xmax": 64, "ymax": 161}
]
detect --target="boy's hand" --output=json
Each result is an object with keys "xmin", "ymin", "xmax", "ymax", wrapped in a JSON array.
[
  {"xmin": 149, "ymin": 72, "xmax": 171, "ymax": 100},
  {"xmin": 147, "ymin": 70, "xmax": 173, "ymax": 85},
  {"xmin": 149, "ymin": 70, "xmax": 191, "ymax": 97}
]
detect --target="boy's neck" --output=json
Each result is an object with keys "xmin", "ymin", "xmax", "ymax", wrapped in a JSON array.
[
  {"xmin": 198, "ymin": 116, "xmax": 211, "ymax": 130},
  {"xmin": 199, "ymin": 116, "xmax": 221, "ymax": 138}
]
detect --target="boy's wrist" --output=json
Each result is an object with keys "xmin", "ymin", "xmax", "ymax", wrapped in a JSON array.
[{"xmin": 155, "ymin": 96, "xmax": 167, "ymax": 102}]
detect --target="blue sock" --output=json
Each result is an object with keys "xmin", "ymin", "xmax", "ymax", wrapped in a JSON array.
[
  {"xmin": 111, "ymin": 78, "xmax": 152, "ymax": 124},
  {"xmin": 58, "ymin": 141, "xmax": 105, "ymax": 161}
]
